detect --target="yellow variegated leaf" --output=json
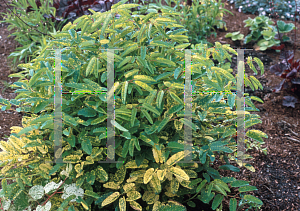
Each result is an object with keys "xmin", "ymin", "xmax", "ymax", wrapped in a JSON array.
[
  {"xmin": 166, "ymin": 151, "xmax": 189, "ymax": 166},
  {"xmin": 170, "ymin": 179, "xmax": 180, "ymax": 194},
  {"xmin": 103, "ymin": 182, "xmax": 120, "ymax": 190},
  {"xmin": 154, "ymin": 57, "xmax": 176, "ymax": 67},
  {"xmin": 86, "ymin": 56, "xmax": 96, "ymax": 77},
  {"xmin": 119, "ymin": 196, "xmax": 126, "ymax": 211},
  {"xmin": 125, "ymin": 159, "xmax": 148, "ymax": 169},
  {"xmin": 129, "ymin": 201, "xmax": 142, "ymax": 211},
  {"xmin": 157, "ymin": 169, "xmax": 166, "ymax": 181},
  {"xmin": 123, "ymin": 183, "xmax": 135, "ymax": 193},
  {"xmin": 126, "ymin": 191, "xmax": 142, "ymax": 201},
  {"xmin": 134, "ymin": 81, "xmax": 153, "ymax": 92},
  {"xmin": 152, "ymin": 148, "xmax": 160, "ymax": 164},
  {"xmin": 144, "ymin": 168, "xmax": 154, "ymax": 184},
  {"xmin": 169, "ymin": 166, "xmax": 190, "ymax": 180},
  {"xmin": 142, "ymin": 191, "xmax": 157, "ymax": 204},
  {"xmin": 150, "ymin": 173, "xmax": 161, "ymax": 194},
  {"xmin": 102, "ymin": 192, "xmax": 120, "ymax": 207},
  {"xmin": 133, "ymin": 75, "xmax": 156, "ymax": 82},
  {"xmin": 100, "ymin": 39, "xmax": 110, "ymax": 44}
]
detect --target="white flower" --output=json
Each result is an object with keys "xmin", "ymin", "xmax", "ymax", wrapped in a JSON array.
[
  {"xmin": 35, "ymin": 201, "xmax": 51, "ymax": 211},
  {"xmin": 262, "ymin": 11, "xmax": 266, "ymax": 16},
  {"xmin": 44, "ymin": 180, "xmax": 63, "ymax": 194},
  {"xmin": 61, "ymin": 183, "xmax": 84, "ymax": 203},
  {"xmin": 238, "ymin": 8, "xmax": 241, "ymax": 12},
  {"xmin": 289, "ymin": 5, "xmax": 292, "ymax": 8}
]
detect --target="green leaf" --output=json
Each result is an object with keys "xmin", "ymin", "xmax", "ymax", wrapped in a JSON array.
[
  {"xmin": 243, "ymin": 195, "xmax": 263, "ymax": 205},
  {"xmin": 250, "ymin": 96, "xmax": 264, "ymax": 103},
  {"xmin": 91, "ymin": 115, "xmax": 107, "ymax": 125},
  {"xmin": 212, "ymin": 194, "xmax": 224, "ymax": 210},
  {"xmin": 229, "ymin": 198, "xmax": 237, "ymax": 211},
  {"xmin": 253, "ymin": 57, "xmax": 264, "ymax": 75},
  {"xmin": 121, "ymin": 81, "xmax": 128, "ymax": 104},
  {"xmin": 102, "ymin": 192, "xmax": 120, "ymax": 207},
  {"xmin": 141, "ymin": 46, "xmax": 146, "ymax": 60},
  {"xmin": 211, "ymin": 67, "xmax": 236, "ymax": 84},
  {"xmin": 154, "ymin": 57, "xmax": 176, "ymax": 67},
  {"xmin": 167, "ymin": 104, "xmax": 183, "ymax": 115},
  {"xmin": 230, "ymin": 180, "xmax": 249, "ymax": 187},
  {"xmin": 133, "ymin": 137, "xmax": 141, "ymax": 151},
  {"xmin": 141, "ymin": 108, "xmax": 153, "ymax": 124},
  {"xmin": 179, "ymin": 118, "xmax": 199, "ymax": 131},
  {"xmin": 156, "ymin": 115, "xmax": 171, "ymax": 133},
  {"xmin": 58, "ymin": 195, "xmax": 76, "ymax": 211},
  {"xmin": 131, "ymin": 107, "xmax": 137, "ymax": 127},
  {"xmin": 219, "ymin": 165, "xmax": 240, "ymax": 172},
  {"xmin": 122, "ymin": 43, "xmax": 139, "ymax": 57},
  {"xmin": 118, "ymin": 56, "xmax": 132, "ymax": 69},
  {"xmin": 142, "ymin": 103, "xmax": 160, "ymax": 115},
  {"xmin": 134, "ymin": 75, "xmax": 156, "ymax": 82},
  {"xmin": 156, "ymin": 90, "xmax": 164, "ymax": 109},
  {"xmin": 169, "ymin": 91, "xmax": 183, "ymax": 104},
  {"xmin": 101, "ymin": 13, "xmax": 112, "ymax": 36},
  {"xmin": 196, "ymin": 179, "xmax": 207, "ymax": 192},
  {"xmin": 187, "ymin": 201, "xmax": 196, "ymax": 208},
  {"xmin": 18, "ymin": 125, "xmax": 38, "ymax": 136},
  {"xmin": 86, "ymin": 56, "xmax": 96, "ymax": 77},
  {"xmin": 139, "ymin": 133, "xmax": 154, "ymax": 146},
  {"xmin": 134, "ymin": 80, "xmax": 153, "ymax": 92},
  {"xmin": 111, "ymin": 120, "xmax": 128, "ymax": 132},
  {"xmin": 150, "ymin": 40, "xmax": 174, "ymax": 48},
  {"xmin": 246, "ymin": 129, "xmax": 268, "ymax": 143},
  {"xmin": 81, "ymin": 138, "xmax": 92, "ymax": 155},
  {"xmin": 238, "ymin": 186, "xmax": 257, "ymax": 193},
  {"xmin": 128, "ymin": 138, "xmax": 135, "ymax": 157},
  {"xmin": 121, "ymin": 140, "xmax": 130, "ymax": 158}
]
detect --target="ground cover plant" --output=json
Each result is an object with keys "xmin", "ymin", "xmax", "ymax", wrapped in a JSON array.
[
  {"xmin": 225, "ymin": 15, "xmax": 295, "ymax": 51},
  {"xmin": 0, "ymin": 1, "xmax": 268, "ymax": 210},
  {"xmin": 258, "ymin": 0, "xmax": 300, "ymax": 108},
  {"xmin": 227, "ymin": 0, "xmax": 300, "ymax": 21}
]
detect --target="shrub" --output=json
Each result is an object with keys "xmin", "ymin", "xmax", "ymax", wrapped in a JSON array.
[
  {"xmin": 136, "ymin": 0, "xmax": 233, "ymax": 46},
  {"xmin": 0, "ymin": 1, "xmax": 267, "ymax": 210},
  {"xmin": 0, "ymin": 0, "xmax": 66, "ymax": 66}
]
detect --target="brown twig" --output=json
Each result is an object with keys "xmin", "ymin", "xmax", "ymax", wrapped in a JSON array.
[
  {"xmin": 1, "ymin": 0, "xmax": 55, "ymax": 39},
  {"xmin": 286, "ymin": 136, "xmax": 300, "ymax": 143},
  {"xmin": 263, "ymin": 184, "xmax": 274, "ymax": 194}
]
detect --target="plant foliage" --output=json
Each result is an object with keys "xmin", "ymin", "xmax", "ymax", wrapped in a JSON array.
[{"xmin": 0, "ymin": 2, "xmax": 266, "ymax": 210}]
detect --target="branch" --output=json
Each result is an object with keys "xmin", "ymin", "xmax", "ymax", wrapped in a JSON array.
[{"xmin": 2, "ymin": 0, "xmax": 55, "ymax": 39}]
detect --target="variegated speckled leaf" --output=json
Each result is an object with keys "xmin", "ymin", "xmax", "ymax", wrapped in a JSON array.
[
  {"xmin": 144, "ymin": 168, "xmax": 154, "ymax": 184},
  {"xmin": 102, "ymin": 192, "xmax": 120, "ymax": 207},
  {"xmin": 169, "ymin": 166, "xmax": 189, "ymax": 181}
]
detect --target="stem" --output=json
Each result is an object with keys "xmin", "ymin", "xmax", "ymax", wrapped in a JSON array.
[{"xmin": 41, "ymin": 176, "xmax": 68, "ymax": 206}]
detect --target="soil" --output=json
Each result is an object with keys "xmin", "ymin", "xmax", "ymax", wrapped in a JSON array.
[{"xmin": 0, "ymin": 1, "xmax": 300, "ymax": 211}]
